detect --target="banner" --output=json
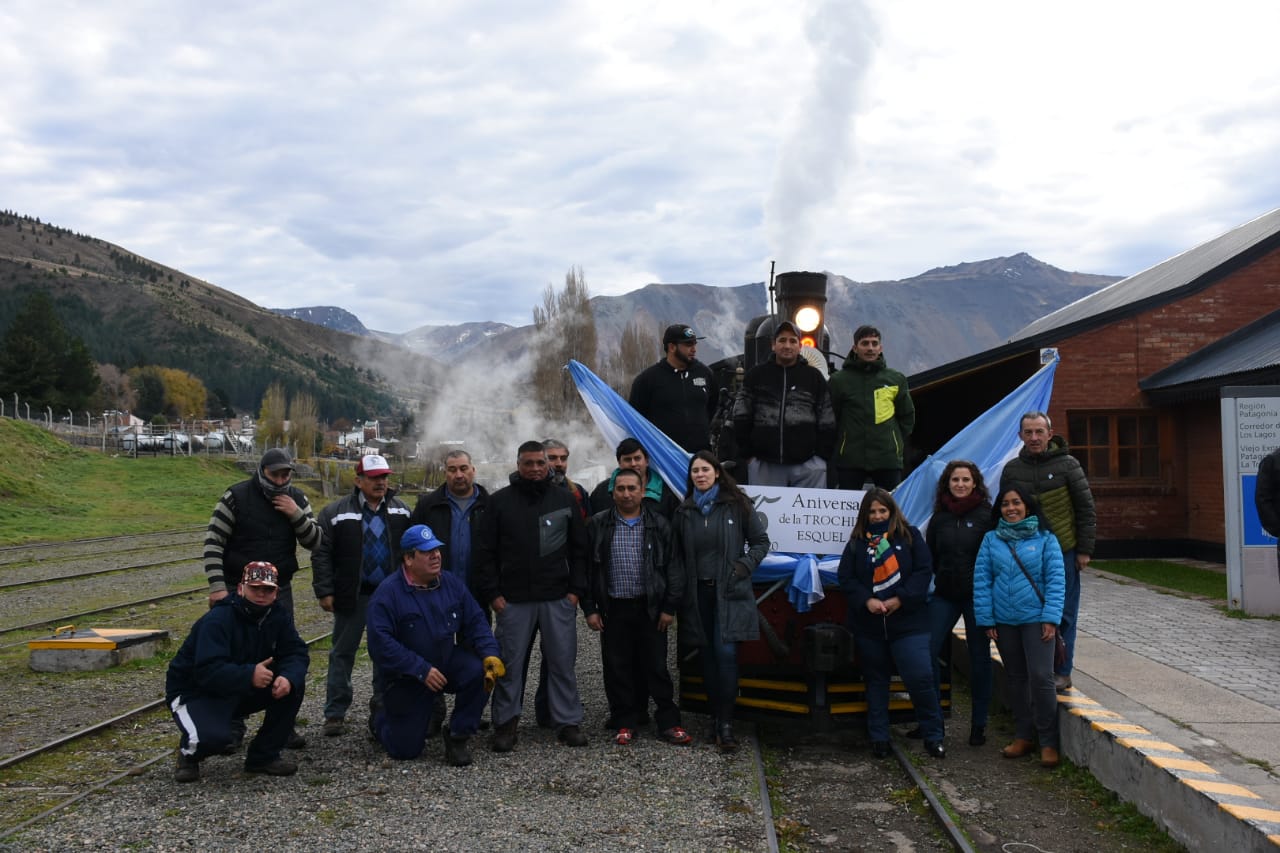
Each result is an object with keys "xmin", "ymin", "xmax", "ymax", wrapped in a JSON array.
[{"xmin": 740, "ymin": 484, "xmax": 864, "ymax": 556}]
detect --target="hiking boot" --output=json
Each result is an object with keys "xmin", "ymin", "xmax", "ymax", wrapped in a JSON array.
[
  {"xmin": 1054, "ymin": 674, "xmax": 1072, "ymax": 693},
  {"xmin": 558, "ymin": 725, "xmax": 588, "ymax": 747},
  {"xmin": 715, "ymin": 723, "xmax": 738, "ymax": 753},
  {"xmin": 1040, "ymin": 746, "xmax": 1061, "ymax": 768},
  {"xmin": 322, "ymin": 718, "xmax": 346, "ymax": 737},
  {"xmin": 1002, "ymin": 738, "xmax": 1034, "ymax": 759},
  {"xmin": 244, "ymin": 757, "xmax": 297, "ymax": 776},
  {"xmin": 444, "ymin": 735, "xmax": 473, "ymax": 767},
  {"xmin": 286, "ymin": 728, "xmax": 307, "ymax": 749},
  {"xmin": 492, "ymin": 718, "xmax": 519, "ymax": 753},
  {"xmin": 174, "ymin": 752, "xmax": 200, "ymax": 783}
]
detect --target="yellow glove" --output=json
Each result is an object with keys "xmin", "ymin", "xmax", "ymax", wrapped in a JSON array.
[{"xmin": 483, "ymin": 656, "xmax": 506, "ymax": 693}]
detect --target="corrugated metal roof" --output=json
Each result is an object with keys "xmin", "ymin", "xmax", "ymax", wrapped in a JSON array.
[
  {"xmin": 1140, "ymin": 308, "xmax": 1280, "ymax": 390},
  {"xmin": 1012, "ymin": 207, "xmax": 1280, "ymax": 341}
]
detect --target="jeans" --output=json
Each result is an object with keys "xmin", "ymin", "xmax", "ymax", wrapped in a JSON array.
[
  {"xmin": 926, "ymin": 595, "xmax": 992, "ymax": 728},
  {"xmin": 324, "ymin": 593, "xmax": 385, "ymax": 720},
  {"xmin": 696, "ymin": 582, "xmax": 739, "ymax": 722},
  {"xmin": 1058, "ymin": 549, "xmax": 1080, "ymax": 676},
  {"xmin": 994, "ymin": 622, "xmax": 1058, "ymax": 748},
  {"xmin": 856, "ymin": 631, "xmax": 944, "ymax": 743}
]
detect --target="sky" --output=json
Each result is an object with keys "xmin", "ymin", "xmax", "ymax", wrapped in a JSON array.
[{"xmin": 3, "ymin": 0, "xmax": 1279, "ymax": 334}]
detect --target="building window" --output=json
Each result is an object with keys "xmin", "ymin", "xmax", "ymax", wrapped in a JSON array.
[{"xmin": 1066, "ymin": 412, "xmax": 1159, "ymax": 480}]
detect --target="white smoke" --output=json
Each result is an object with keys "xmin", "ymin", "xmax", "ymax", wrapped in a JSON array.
[{"xmin": 764, "ymin": 0, "xmax": 879, "ymax": 270}]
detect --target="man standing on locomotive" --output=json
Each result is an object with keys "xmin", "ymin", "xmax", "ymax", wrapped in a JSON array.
[
  {"xmin": 828, "ymin": 325, "xmax": 916, "ymax": 490},
  {"xmin": 629, "ymin": 324, "xmax": 719, "ymax": 453}
]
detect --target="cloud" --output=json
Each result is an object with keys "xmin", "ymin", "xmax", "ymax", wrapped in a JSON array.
[{"xmin": 2, "ymin": 0, "xmax": 1278, "ymax": 333}]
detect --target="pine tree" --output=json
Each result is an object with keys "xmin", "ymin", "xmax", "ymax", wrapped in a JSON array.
[{"xmin": 0, "ymin": 290, "xmax": 99, "ymax": 410}]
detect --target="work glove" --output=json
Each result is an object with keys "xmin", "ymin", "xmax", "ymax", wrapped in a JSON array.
[{"xmin": 483, "ymin": 656, "xmax": 506, "ymax": 693}]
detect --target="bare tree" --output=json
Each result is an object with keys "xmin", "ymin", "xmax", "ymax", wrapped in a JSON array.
[
  {"xmin": 289, "ymin": 391, "xmax": 319, "ymax": 460},
  {"xmin": 258, "ymin": 382, "xmax": 288, "ymax": 447},
  {"xmin": 531, "ymin": 266, "xmax": 597, "ymax": 422},
  {"xmin": 603, "ymin": 317, "xmax": 657, "ymax": 395}
]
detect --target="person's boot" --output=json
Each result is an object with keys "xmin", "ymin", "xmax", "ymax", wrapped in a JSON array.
[
  {"xmin": 174, "ymin": 751, "xmax": 200, "ymax": 783},
  {"xmin": 491, "ymin": 717, "xmax": 519, "ymax": 753},
  {"xmin": 1002, "ymin": 738, "xmax": 1034, "ymax": 758},
  {"xmin": 1040, "ymin": 746, "xmax": 1061, "ymax": 768},
  {"xmin": 444, "ymin": 734, "xmax": 473, "ymax": 767},
  {"xmin": 286, "ymin": 728, "xmax": 307, "ymax": 749},
  {"xmin": 715, "ymin": 722, "xmax": 738, "ymax": 753},
  {"xmin": 968, "ymin": 725, "xmax": 986, "ymax": 747}
]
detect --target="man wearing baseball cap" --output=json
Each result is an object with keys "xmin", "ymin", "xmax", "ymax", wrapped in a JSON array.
[
  {"xmin": 628, "ymin": 323, "xmax": 719, "ymax": 452},
  {"xmin": 202, "ymin": 447, "xmax": 321, "ymax": 750},
  {"xmin": 366, "ymin": 525, "xmax": 503, "ymax": 766},
  {"xmin": 167, "ymin": 561, "xmax": 310, "ymax": 782},
  {"xmin": 312, "ymin": 454, "xmax": 413, "ymax": 737}
]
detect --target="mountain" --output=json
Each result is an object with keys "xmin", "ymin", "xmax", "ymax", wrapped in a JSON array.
[
  {"xmin": 371, "ymin": 321, "xmax": 515, "ymax": 361},
  {"xmin": 271, "ymin": 306, "xmax": 369, "ymax": 337},
  {"xmin": 359, "ymin": 254, "xmax": 1119, "ymax": 375},
  {"xmin": 0, "ymin": 212, "xmax": 440, "ymax": 420}
]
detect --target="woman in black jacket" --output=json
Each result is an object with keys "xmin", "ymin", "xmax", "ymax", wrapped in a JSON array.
[
  {"xmin": 838, "ymin": 488, "xmax": 944, "ymax": 758},
  {"xmin": 925, "ymin": 460, "xmax": 995, "ymax": 746}
]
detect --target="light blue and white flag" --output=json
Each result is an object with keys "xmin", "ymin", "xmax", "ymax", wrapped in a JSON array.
[
  {"xmin": 567, "ymin": 360, "xmax": 692, "ymax": 497},
  {"xmin": 892, "ymin": 353, "xmax": 1059, "ymax": 530}
]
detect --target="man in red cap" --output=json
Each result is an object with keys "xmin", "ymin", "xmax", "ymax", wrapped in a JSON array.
[
  {"xmin": 166, "ymin": 561, "xmax": 309, "ymax": 782},
  {"xmin": 312, "ymin": 453, "xmax": 413, "ymax": 737}
]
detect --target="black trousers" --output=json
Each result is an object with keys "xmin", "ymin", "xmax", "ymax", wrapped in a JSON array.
[{"xmin": 599, "ymin": 597, "xmax": 679, "ymax": 731}]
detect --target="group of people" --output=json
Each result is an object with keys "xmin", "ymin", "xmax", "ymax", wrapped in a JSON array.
[
  {"xmin": 839, "ymin": 411, "xmax": 1095, "ymax": 766},
  {"xmin": 166, "ymin": 321, "xmax": 1095, "ymax": 781}
]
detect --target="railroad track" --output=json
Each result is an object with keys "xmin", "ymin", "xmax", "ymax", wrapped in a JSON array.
[
  {"xmin": 0, "ymin": 556, "xmax": 198, "ymax": 592},
  {"xmin": 0, "ymin": 528, "xmax": 205, "ymax": 566}
]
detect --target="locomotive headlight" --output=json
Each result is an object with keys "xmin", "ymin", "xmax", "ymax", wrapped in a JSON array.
[{"xmin": 794, "ymin": 306, "xmax": 822, "ymax": 333}]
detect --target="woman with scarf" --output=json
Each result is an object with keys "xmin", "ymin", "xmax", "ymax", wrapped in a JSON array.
[
  {"xmin": 973, "ymin": 486, "xmax": 1065, "ymax": 768},
  {"xmin": 672, "ymin": 451, "xmax": 769, "ymax": 752},
  {"xmin": 838, "ymin": 489, "xmax": 945, "ymax": 758},
  {"xmin": 925, "ymin": 460, "xmax": 995, "ymax": 747}
]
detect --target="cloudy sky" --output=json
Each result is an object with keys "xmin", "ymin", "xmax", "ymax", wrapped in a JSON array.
[{"xmin": 4, "ymin": 1, "xmax": 1278, "ymax": 333}]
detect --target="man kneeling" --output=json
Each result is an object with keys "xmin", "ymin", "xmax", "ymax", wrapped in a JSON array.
[
  {"xmin": 367, "ymin": 524, "xmax": 504, "ymax": 765},
  {"xmin": 166, "ymin": 561, "xmax": 308, "ymax": 782}
]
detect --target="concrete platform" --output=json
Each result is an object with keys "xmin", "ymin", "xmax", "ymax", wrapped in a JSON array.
[
  {"xmin": 955, "ymin": 569, "xmax": 1280, "ymax": 851},
  {"xmin": 28, "ymin": 627, "xmax": 169, "ymax": 672}
]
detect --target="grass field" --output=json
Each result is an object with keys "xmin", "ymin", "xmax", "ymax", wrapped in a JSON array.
[
  {"xmin": 0, "ymin": 419, "xmax": 258, "ymax": 544},
  {"xmin": 1091, "ymin": 559, "xmax": 1227, "ymax": 600}
]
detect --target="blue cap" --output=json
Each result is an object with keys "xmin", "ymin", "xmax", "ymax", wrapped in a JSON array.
[{"xmin": 400, "ymin": 524, "xmax": 444, "ymax": 552}]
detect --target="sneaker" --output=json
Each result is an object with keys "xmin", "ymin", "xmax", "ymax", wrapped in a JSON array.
[
  {"xmin": 444, "ymin": 736, "xmax": 473, "ymax": 767},
  {"xmin": 286, "ymin": 728, "xmax": 307, "ymax": 750},
  {"xmin": 613, "ymin": 728, "xmax": 634, "ymax": 746},
  {"xmin": 174, "ymin": 752, "xmax": 200, "ymax": 783},
  {"xmin": 1054, "ymin": 674, "xmax": 1072, "ymax": 693},
  {"xmin": 322, "ymin": 718, "xmax": 346, "ymax": 737},
  {"xmin": 244, "ymin": 757, "xmax": 297, "ymax": 776},
  {"xmin": 660, "ymin": 726, "xmax": 693, "ymax": 746},
  {"xmin": 492, "ymin": 718, "xmax": 519, "ymax": 753},
  {"xmin": 558, "ymin": 725, "xmax": 588, "ymax": 747}
]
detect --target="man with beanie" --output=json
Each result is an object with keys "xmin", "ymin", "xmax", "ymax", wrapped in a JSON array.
[
  {"xmin": 366, "ymin": 525, "xmax": 504, "ymax": 766},
  {"xmin": 732, "ymin": 320, "xmax": 836, "ymax": 487},
  {"xmin": 167, "ymin": 561, "xmax": 309, "ymax": 782},
  {"xmin": 312, "ymin": 454, "xmax": 413, "ymax": 737},
  {"xmin": 629, "ymin": 324, "xmax": 719, "ymax": 453},
  {"xmin": 203, "ymin": 447, "xmax": 320, "ymax": 748},
  {"xmin": 828, "ymin": 325, "xmax": 916, "ymax": 490}
]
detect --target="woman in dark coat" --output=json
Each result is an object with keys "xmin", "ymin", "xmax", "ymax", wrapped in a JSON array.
[
  {"xmin": 925, "ymin": 460, "xmax": 995, "ymax": 746},
  {"xmin": 671, "ymin": 451, "xmax": 769, "ymax": 752},
  {"xmin": 838, "ymin": 488, "xmax": 945, "ymax": 758}
]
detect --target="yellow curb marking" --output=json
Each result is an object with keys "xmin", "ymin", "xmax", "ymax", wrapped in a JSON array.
[
  {"xmin": 1148, "ymin": 755, "xmax": 1218, "ymax": 773},
  {"xmin": 1068, "ymin": 707, "xmax": 1122, "ymax": 719},
  {"xmin": 1116, "ymin": 737, "xmax": 1183, "ymax": 753},
  {"xmin": 1182, "ymin": 778, "xmax": 1261, "ymax": 799},
  {"xmin": 1091, "ymin": 721, "xmax": 1150, "ymax": 735},
  {"xmin": 1219, "ymin": 803, "xmax": 1280, "ymax": 824},
  {"xmin": 1060, "ymin": 695, "xmax": 1100, "ymax": 706}
]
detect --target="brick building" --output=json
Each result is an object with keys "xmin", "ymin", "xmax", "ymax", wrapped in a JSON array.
[{"xmin": 909, "ymin": 208, "xmax": 1280, "ymax": 559}]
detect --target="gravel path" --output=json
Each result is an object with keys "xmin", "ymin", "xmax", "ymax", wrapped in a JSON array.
[{"xmin": 3, "ymin": 623, "xmax": 767, "ymax": 852}]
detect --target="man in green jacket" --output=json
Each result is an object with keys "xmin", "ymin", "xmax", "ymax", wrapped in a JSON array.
[
  {"xmin": 828, "ymin": 325, "xmax": 915, "ymax": 490},
  {"xmin": 998, "ymin": 411, "xmax": 1096, "ymax": 692}
]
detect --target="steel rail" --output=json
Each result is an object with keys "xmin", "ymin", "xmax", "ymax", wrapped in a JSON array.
[
  {"xmin": 0, "ymin": 527, "xmax": 205, "ymax": 555},
  {"xmin": 0, "ymin": 557, "xmax": 198, "ymax": 591}
]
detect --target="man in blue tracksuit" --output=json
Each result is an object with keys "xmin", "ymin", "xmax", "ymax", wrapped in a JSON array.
[
  {"xmin": 166, "ymin": 561, "xmax": 309, "ymax": 782},
  {"xmin": 366, "ymin": 525, "xmax": 504, "ymax": 766}
]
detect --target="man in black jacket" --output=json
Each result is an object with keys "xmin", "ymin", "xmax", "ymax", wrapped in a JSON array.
[
  {"xmin": 732, "ymin": 321, "xmax": 836, "ymax": 487},
  {"xmin": 312, "ymin": 454, "xmax": 413, "ymax": 737},
  {"xmin": 474, "ymin": 441, "xmax": 590, "ymax": 752},
  {"xmin": 167, "ymin": 561, "xmax": 309, "ymax": 782},
  {"xmin": 584, "ymin": 469, "xmax": 691, "ymax": 746},
  {"xmin": 629, "ymin": 324, "xmax": 719, "ymax": 452},
  {"xmin": 411, "ymin": 449, "xmax": 490, "ymax": 596}
]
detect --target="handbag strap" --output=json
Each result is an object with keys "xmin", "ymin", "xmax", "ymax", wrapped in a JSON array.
[{"xmin": 1004, "ymin": 541, "xmax": 1045, "ymax": 605}]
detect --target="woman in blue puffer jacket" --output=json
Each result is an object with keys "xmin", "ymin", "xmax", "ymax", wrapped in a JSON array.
[{"xmin": 973, "ymin": 485, "xmax": 1065, "ymax": 768}]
